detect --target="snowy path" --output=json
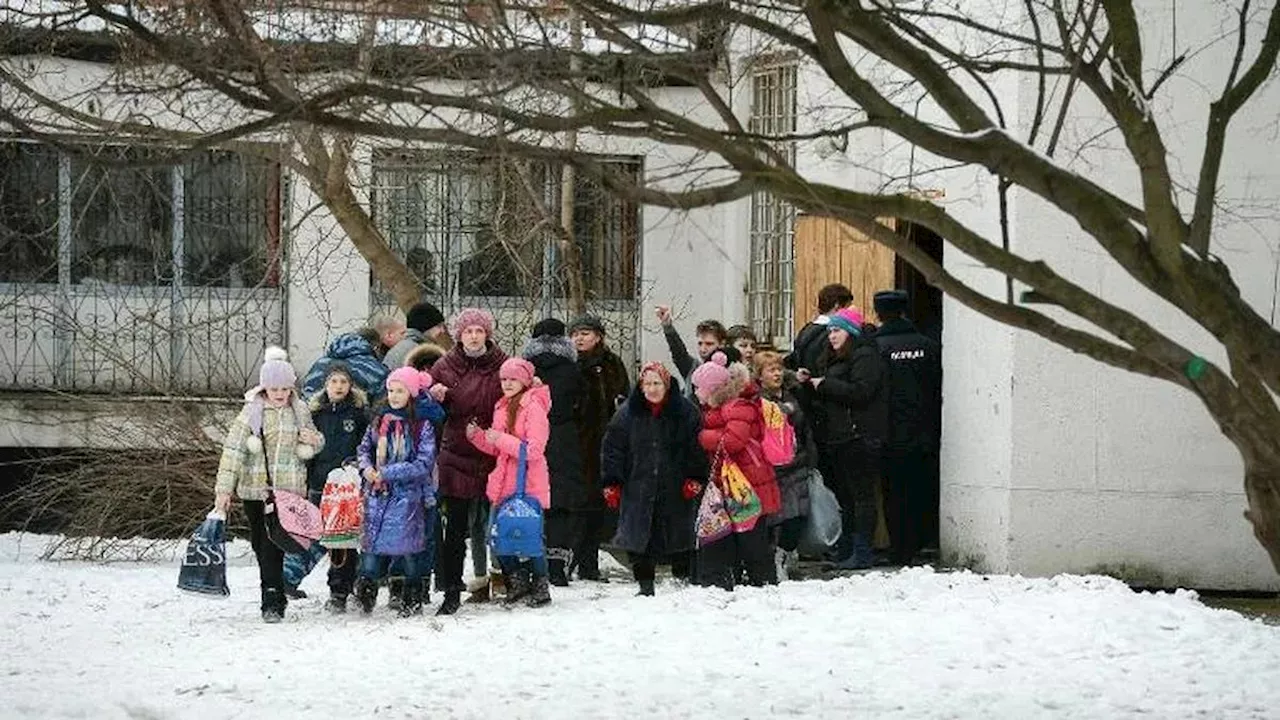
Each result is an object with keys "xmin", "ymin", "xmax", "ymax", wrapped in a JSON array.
[{"xmin": 0, "ymin": 534, "xmax": 1277, "ymax": 720}]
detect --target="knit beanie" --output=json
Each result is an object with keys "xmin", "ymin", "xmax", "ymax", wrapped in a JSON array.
[
  {"xmin": 499, "ymin": 357, "xmax": 536, "ymax": 388},
  {"xmin": 258, "ymin": 346, "xmax": 296, "ymax": 388},
  {"xmin": 690, "ymin": 351, "xmax": 731, "ymax": 399},
  {"xmin": 386, "ymin": 367, "xmax": 433, "ymax": 397},
  {"xmin": 324, "ymin": 361, "xmax": 353, "ymax": 383},
  {"xmin": 531, "ymin": 317, "xmax": 567, "ymax": 338},
  {"xmin": 568, "ymin": 315, "xmax": 606, "ymax": 337},
  {"xmin": 406, "ymin": 302, "xmax": 446, "ymax": 333},
  {"xmin": 452, "ymin": 308, "xmax": 495, "ymax": 341},
  {"xmin": 639, "ymin": 361, "xmax": 672, "ymax": 389},
  {"xmin": 828, "ymin": 307, "xmax": 865, "ymax": 337}
]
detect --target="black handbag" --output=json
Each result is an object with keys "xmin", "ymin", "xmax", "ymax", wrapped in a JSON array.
[{"xmin": 259, "ymin": 430, "xmax": 320, "ymax": 555}]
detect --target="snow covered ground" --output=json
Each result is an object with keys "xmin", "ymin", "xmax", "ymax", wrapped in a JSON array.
[{"xmin": 0, "ymin": 533, "xmax": 1278, "ymax": 720}]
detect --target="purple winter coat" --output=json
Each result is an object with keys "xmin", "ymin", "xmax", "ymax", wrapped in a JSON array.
[
  {"xmin": 356, "ymin": 415, "xmax": 437, "ymax": 557},
  {"xmin": 430, "ymin": 342, "xmax": 507, "ymax": 499}
]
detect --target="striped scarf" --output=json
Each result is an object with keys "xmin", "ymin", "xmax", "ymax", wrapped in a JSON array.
[{"xmin": 375, "ymin": 407, "xmax": 415, "ymax": 470}]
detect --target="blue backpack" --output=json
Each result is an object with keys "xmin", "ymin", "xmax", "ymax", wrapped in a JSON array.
[{"xmin": 488, "ymin": 442, "xmax": 545, "ymax": 559}]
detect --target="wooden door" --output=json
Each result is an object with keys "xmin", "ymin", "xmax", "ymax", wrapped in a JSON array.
[{"xmin": 792, "ymin": 214, "xmax": 897, "ymax": 334}]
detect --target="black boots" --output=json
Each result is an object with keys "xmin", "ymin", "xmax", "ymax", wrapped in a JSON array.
[
  {"xmin": 503, "ymin": 569, "xmax": 533, "ymax": 606},
  {"xmin": 387, "ymin": 577, "xmax": 405, "ymax": 612},
  {"xmin": 325, "ymin": 593, "xmax": 348, "ymax": 614},
  {"xmin": 548, "ymin": 558, "xmax": 570, "ymax": 587},
  {"xmin": 526, "ymin": 576, "xmax": 551, "ymax": 607},
  {"xmin": 436, "ymin": 588, "xmax": 461, "ymax": 616},
  {"xmin": 261, "ymin": 588, "xmax": 287, "ymax": 623},
  {"xmin": 399, "ymin": 582, "xmax": 424, "ymax": 617},
  {"xmin": 354, "ymin": 577, "xmax": 378, "ymax": 615}
]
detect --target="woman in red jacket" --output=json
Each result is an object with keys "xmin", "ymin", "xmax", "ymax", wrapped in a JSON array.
[{"xmin": 690, "ymin": 351, "xmax": 780, "ymax": 590}]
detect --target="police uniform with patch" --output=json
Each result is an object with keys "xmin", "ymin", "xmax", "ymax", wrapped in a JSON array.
[{"xmin": 872, "ymin": 290, "xmax": 943, "ymax": 564}]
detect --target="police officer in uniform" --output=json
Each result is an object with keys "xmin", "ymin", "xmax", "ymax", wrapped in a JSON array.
[{"xmin": 872, "ymin": 290, "xmax": 942, "ymax": 565}]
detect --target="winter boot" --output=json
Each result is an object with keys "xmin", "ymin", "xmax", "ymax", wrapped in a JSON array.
[
  {"xmin": 548, "ymin": 558, "xmax": 570, "ymax": 587},
  {"xmin": 503, "ymin": 568, "xmax": 533, "ymax": 606},
  {"xmin": 283, "ymin": 583, "xmax": 307, "ymax": 600},
  {"xmin": 832, "ymin": 533, "xmax": 875, "ymax": 571},
  {"xmin": 576, "ymin": 548, "xmax": 609, "ymax": 582},
  {"xmin": 354, "ymin": 577, "xmax": 378, "ymax": 615},
  {"xmin": 633, "ymin": 559, "xmax": 656, "ymax": 597},
  {"xmin": 261, "ymin": 588, "xmax": 286, "ymax": 623},
  {"xmin": 387, "ymin": 577, "xmax": 405, "ymax": 612},
  {"xmin": 525, "ymin": 575, "xmax": 551, "ymax": 608},
  {"xmin": 398, "ymin": 582, "xmax": 424, "ymax": 618},
  {"xmin": 436, "ymin": 588, "xmax": 462, "ymax": 616},
  {"xmin": 465, "ymin": 575, "xmax": 492, "ymax": 604},
  {"xmin": 325, "ymin": 593, "xmax": 348, "ymax": 614}
]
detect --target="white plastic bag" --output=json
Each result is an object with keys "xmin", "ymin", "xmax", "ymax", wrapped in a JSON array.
[{"xmin": 798, "ymin": 469, "xmax": 842, "ymax": 556}]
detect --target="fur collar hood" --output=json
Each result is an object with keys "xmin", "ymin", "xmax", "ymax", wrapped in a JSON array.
[
  {"xmin": 308, "ymin": 385, "xmax": 369, "ymax": 413},
  {"xmin": 522, "ymin": 335, "xmax": 577, "ymax": 363}
]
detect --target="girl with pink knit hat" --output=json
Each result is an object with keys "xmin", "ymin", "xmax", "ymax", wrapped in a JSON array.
[
  {"xmin": 213, "ymin": 346, "xmax": 324, "ymax": 623},
  {"xmin": 352, "ymin": 367, "xmax": 443, "ymax": 617},
  {"xmin": 466, "ymin": 357, "xmax": 554, "ymax": 608}
]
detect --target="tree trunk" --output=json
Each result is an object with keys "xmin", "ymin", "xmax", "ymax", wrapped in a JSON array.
[
  {"xmin": 320, "ymin": 178, "xmax": 422, "ymax": 312},
  {"xmin": 558, "ymin": 7, "xmax": 588, "ymax": 318},
  {"xmin": 1243, "ymin": 455, "xmax": 1280, "ymax": 575}
]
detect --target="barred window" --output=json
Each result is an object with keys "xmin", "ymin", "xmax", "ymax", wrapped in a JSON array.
[
  {"xmin": 0, "ymin": 141, "xmax": 286, "ymax": 395},
  {"xmin": 748, "ymin": 61, "xmax": 798, "ymax": 347},
  {"xmin": 371, "ymin": 150, "xmax": 641, "ymax": 306}
]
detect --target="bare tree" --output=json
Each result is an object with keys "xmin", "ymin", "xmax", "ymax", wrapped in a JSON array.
[{"xmin": 3, "ymin": 0, "xmax": 1280, "ymax": 573}]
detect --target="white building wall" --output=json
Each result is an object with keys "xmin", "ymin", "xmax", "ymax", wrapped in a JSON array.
[{"xmin": 774, "ymin": 3, "xmax": 1280, "ymax": 589}]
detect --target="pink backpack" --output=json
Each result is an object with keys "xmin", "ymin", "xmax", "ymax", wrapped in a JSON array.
[{"xmin": 759, "ymin": 398, "xmax": 796, "ymax": 466}]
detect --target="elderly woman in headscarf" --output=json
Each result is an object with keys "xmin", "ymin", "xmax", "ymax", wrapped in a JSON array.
[{"xmin": 599, "ymin": 362, "xmax": 707, "ymax": 596}]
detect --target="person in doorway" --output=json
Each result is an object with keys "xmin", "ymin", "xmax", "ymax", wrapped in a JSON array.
[
  {"xmin": 466, "ymin": 358, "xmax": 554, "ymax": 608},
  {"xmin": 753, "ymin": 350, "xmax": 816, "ymax": 580},
  {"xmin": 428, "ymin": 308, "xmax": 507, "ymax": 614},
  {"xmin": 797, "ymin": 307, "xmax": 889, "ymax": 570},
  {"xmin": 601, "ymin": 362, "xmax": 707, "ymax": 596},
  {"xmin": 213, "ymin": 346, "xmax": 324, "ymax": 623},
  {"xmin": 384, "ymin": 301, "xmax": 452, "ymax": 369},
  {"xmin": 354, "ymin": 368, "xmax": 439, "ymax": 617},
  {"xmin": 787, "ymin": 283, "xmax": 855, "ymax": 374},
  {"xmin": 872, "ymin": 290, "xmax": 943, "ymax": 565},
  {"xmin": 568, "ymin": 315, "xmax": 631, "ymax": 582},
  {"xmin": 522, "ymin": 318, "xmax": 584, "ymax": 587},
  {"xmin": 691, "ymin": 352, "xmax": 781, "ymax": 589},
  {"xmin": 281, "ymin": 362, "xmax": 370, "ymax": 608}
]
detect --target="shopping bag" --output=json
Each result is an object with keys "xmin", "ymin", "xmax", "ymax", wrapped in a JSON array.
[
  {"xmin": 720, "ymin": 458, "xmax": 762, "ymax": 532},
  {"xmin": 177, "ymin": 511, "xmax": 230, "ymax": 597},
  {"xmin": 319, "ymin": 465, "xmax": 363, "ymax": 549},
  {"xmin": 694, "ymin": 480, "xmax": 732, "ymax": 548},
  {"xmin": 759, "ymin": 398, "xmax": 796, "ymax": 466},
  {"xmin": 798, "ymin": 469, "xmax": 842, "ymax": 556}
]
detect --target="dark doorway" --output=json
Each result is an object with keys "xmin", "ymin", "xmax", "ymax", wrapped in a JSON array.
[{"xmin": 893, "ymin": 222, "xmax": 944, "ymax": 343}]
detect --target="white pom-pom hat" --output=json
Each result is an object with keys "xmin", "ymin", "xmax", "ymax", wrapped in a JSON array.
[{"xmin": 258, "ymin": 345, "xmax": 296, "ymax": 389}]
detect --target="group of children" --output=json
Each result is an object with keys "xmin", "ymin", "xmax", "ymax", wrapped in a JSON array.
[{"xmin": 214, "ymin": 314, "xmax": 555, "ymax": 623}]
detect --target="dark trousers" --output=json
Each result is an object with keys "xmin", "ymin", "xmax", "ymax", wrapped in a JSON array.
[
  {"xmin": 629, "ymin": 550, "xmax": 694, "ymax": 588},
  {"xmin": 818, "ymin": 442, "xmax": 878, "ymax": 552},
  {"xmin": 776, "ymin": 516, "xmax": 805, "ymax": 553},
  {"xmin": 242, "ymin": 500, "xmax": 285, "ymax": 595},
  {"xmin": 545, "ymin": 507, "xmax": 576, "ymax": 564},
  {"xmin": 696, "ymin": 521, "xmax": 774, "ymax": 590},
  {"xmin": 570, "ymin": 509, "xmax": 608, "ymax": 578},
  {"xmin": 327, "ymin": 549, "xmax": 359, "ymax": 596},
  {"xmin": 437, "ymin": 496, "xmax": 477, "ymax": 593},
  {"xmin": 885, "ymin": 449, "xmax": 934, "ymax": 563}
]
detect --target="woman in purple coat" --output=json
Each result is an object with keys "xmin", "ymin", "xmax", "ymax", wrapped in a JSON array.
[
  {"xmin": 428, "ymin": 308, "xmax": 508, "ymax": 615},
  {"xmin": 354, "ymin": 367, "xmax": 440, "ymax": 617}
]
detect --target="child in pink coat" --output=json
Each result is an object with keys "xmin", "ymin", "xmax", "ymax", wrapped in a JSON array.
[{"xmin": 466, "ymin": 357, "xmax": 553, "ymax": 608}]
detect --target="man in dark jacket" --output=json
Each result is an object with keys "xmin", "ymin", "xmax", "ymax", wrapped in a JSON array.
[
  {"xmin": 302, "ymin": 331, "xmax": 390, "ymax": 402},
  {"xmin": 522, "ymin": 318, "xmax": 584, "ymax": 587},
  {"xmin": 872, "ymin": 290, "xmax": 943, "ymax": 565},
  {"xmin": 787, "ymin": 283, "xmax": 855, "ymax": 373},
  {"xmin": 568, "ymin": 315, "xmax": 631, "ymax": 581},
  {"xmin": 656, "ymin": 304, "xmax": 726, "ymax": 399}
]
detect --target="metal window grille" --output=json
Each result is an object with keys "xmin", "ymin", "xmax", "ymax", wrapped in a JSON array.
[
  {"xmin": 748, "ymin": 62, "xmax": 798, "ymax": 346},
  {"xmin": 370, "ymin": 150, "xmax": 644, "ymax": 365},
  {"xmin": 0, "ymin": 141, "xmax": 286, "ymax": 395}
]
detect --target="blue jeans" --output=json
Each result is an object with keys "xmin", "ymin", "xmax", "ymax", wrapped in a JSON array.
[
  {"xmin": 360, "ymin": 551, "xmax": 424, "ymax": 586},
  {"xmin": 498, "ymin": 555, "xmax": 548, "ymax": 579},
  {"xmin": 388, "ymin": 503, "xmax": 439, "ymax": 583}
]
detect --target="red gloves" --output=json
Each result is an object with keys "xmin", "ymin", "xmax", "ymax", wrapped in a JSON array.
[
  {"xmin": 602, "ymin": 485, "xmax": 621, "ymax": 510},
  {"xmin": 682, "ymin": 479, "xmax": 703, "ymax": 500}
]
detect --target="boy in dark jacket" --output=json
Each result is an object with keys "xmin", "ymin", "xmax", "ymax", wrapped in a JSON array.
[{"xmin": 283, "ymin": 363, "xmax": 371, "ymax": 611}]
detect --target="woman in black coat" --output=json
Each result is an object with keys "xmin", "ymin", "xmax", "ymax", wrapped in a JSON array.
[
  {"xmin": 798, "ymin": 307, "xmax": 888, "ymax": 571},
  {"xmin": 522, "ymin": 319, "xmax": 584, "ymax": 586},
  {"xmin": 600, "ymin": 362, "xmax": 707, "ymax": 596}
]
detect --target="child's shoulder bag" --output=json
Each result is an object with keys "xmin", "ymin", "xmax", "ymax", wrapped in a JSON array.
[{"xmin": 487, "ymin": 442, "xmax": 545, "ymax": 559}]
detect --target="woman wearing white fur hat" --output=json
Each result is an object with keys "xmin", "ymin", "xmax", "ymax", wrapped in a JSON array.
[{"xmin": 213, "ymin": 346, "xmax": 325, "ymax": 622}]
